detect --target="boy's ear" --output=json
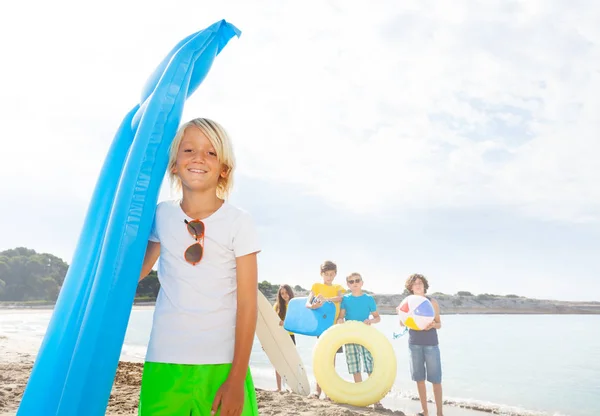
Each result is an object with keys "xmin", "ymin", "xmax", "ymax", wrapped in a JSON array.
[{"xmin": 220, "ymin": 164, "xmax": 230, "ymax": 178}]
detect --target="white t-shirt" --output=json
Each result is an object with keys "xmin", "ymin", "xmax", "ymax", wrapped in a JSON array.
[{"xmin": 145, "ymin": 199, "xmax": 260, "ymax": 364}]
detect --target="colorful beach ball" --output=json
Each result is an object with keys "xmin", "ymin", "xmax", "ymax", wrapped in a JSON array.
[{"xmin": 396, "ymin": 295, "xmax": 435, "ymax": 330}]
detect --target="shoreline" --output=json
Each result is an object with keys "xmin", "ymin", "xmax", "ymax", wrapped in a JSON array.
[{"xmin": 1, "ymin": 304, "xmax": 598, "ymax": 315}]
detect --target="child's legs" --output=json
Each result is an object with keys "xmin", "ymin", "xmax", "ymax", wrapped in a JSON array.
[
  {"xmin": 423, "ymin": 345, "xmax": 442, "ymax": 384},
  {"xmin": 344, "ymin": 343, "xmax": 363, "ymax": 376},
  {"xmin": 408, "ymin": 344, "xmax": 426, "ymax": 383},
  {"xmin": 275, "ymin": 371, "xmax": 282, "ymax": 391},
  {"xmin": 359, "ymin": 345, "xmax": 374, "ymax": 375},
  {"xmin": 432, "ymin": 383, "xmax": 443, "ymax": 416},
  {"xmin": 416, "ymin": 381, "xmax": 429, "ymax": 415},
  {"xmin": 138, "ymin": 362, "xmax": 258, "ymax": 416},
  {"xmin": 409, "ymin": 345, "xmax": 428, "ymax": 414},
  {"xmin": 423, "ymin": 344, "xmax": 443, "ymax": 415}
]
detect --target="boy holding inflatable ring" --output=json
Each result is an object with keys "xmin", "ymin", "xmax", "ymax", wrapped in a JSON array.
[
  {"xmin": 402, "ymin": 273, "xmax": 444, "ymax": 416},
  {"xmin": 138, "ymin": 118, "xmax": 261, "ymax": 416},
  {"xmin": 336, "ymin": 272, "xmax": 384, "ymax": 410}
]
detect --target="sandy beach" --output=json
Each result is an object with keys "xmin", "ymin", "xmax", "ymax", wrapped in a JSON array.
[{"xmin": 0, "ymin": 334, "xmax": 406, "ymax": 416}]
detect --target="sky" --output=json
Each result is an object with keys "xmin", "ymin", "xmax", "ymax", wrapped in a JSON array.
[{"xmin": 0, "ymin": 0, "xmax": 598, "ymax": 301}]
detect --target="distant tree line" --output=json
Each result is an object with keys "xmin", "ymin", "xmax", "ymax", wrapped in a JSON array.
[
  {"xmin": 0, "ymin": 247, "xmax": 160, "ymax": 302},
  {"xmin": 0, "ymin": 247, "xmax": 524, "ymax": 303},
  {"xmin": 258, "ymin": 281, "xmax": 308, "ymax": 298},
  {"xmin": 0, "ymin": 247, "xmax": 310, "ymax": 303},
  {"xmin": 0, "ymin": 248, "xmax": 68, "ymax": 302}
]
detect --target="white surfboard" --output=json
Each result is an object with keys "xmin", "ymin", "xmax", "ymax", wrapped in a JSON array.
[{"xmin": 255, "ymin": 291, "xmax": 311, "ymax": 396}]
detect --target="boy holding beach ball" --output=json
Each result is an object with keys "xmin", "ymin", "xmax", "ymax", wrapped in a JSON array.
[
  {"xmin": 336, "ymin": 272, "xmax": 384, "ymax": 410},
  {"xmin": 402, "ymin": 273, "xmax": 443, "ymax": 416}
]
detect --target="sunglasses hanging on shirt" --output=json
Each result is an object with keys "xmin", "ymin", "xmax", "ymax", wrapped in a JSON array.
[{"xmin": 184, "ymin": 219, "xmax": 205, "ymax": 265}]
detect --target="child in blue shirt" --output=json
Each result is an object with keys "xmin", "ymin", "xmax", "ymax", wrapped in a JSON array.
[{"xmin": 336, "ymin": 272, "xmax": 383, "ymax": 410}]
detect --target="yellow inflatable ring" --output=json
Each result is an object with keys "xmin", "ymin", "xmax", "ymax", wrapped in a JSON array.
[{"xmin": 313, "ymin": 321, "xmax": 397, "ymax": 406}]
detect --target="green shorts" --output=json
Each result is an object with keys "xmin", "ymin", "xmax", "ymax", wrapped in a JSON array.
[{"xmin": 138, "ymin": 362, "xmax": 259, "ymax": 416}]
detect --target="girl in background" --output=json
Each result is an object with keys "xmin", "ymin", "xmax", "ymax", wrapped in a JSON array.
[{"xmin": 273, "ymin": 284, "xmax": 295, "ymax": 391}]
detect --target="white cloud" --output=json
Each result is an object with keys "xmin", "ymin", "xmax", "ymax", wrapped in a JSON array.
[
  {"xmin": 0, "ymin": 0, "xmax": 599, "ymax": 300},
  {"xmin": 3, "ymin": 1, "xmax": 597, "ymax": 223},
  {"xmin": 217, "ymin": 0, "xmax": 600, "ymax": 222}
]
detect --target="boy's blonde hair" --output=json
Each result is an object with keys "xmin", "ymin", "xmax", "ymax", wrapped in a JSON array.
[
  {"xmin": 346, "ymin": 272, "xmax": 362, "ymax": 281},
  {"xmin": 167, "ymin": 118, "xmax": 236, "ymax": 199}
]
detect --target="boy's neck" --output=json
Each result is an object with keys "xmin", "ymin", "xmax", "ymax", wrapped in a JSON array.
[
  {"xmin": 180, "ymin": 189, "xmax": 224, "ymax": 219},
  {"xmin": 351, "ymin": 289, "xmax": 363, "ymax": 296}
]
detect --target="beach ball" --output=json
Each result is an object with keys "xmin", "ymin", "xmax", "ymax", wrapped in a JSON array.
[{"xmin": 396, "ymin": 295, "xmax": 435, "ymax": 330}]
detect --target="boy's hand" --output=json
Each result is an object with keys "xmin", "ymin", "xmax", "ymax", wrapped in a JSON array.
[
  {"xmin": 363, "ymin": 319, "xmax": 372, "ymax": 325},
  {"xmin": 336, "ymin": 318, "xmax": 344, "ymax": 324},
  {"xmin": 279, "ymin": 320, "xmax": 284, "ymax": 326},
  {"xmin": 211, "ymin": 377, "xmax": 245, "ymax": 416},
  {"xmin": 424, "ymin": 321, "xmax": 436, "ymax": 331}
]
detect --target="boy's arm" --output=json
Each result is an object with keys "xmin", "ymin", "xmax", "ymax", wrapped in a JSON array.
[
  {"xmin": 337, "ymin": 308, "xmax": 346, "ymax": 324},
  {"xmin": 337, "ymin": 298, "xmax": 346, "ymax": 323},
  {"xmin": 365, "ymin": 297, "xmax": 380, "ymax": 325},
  {"xmin": 212, "ymin": 252, "xmax": 258, "ymax": 415},
  {"xmin": 230, "ymin": 253, "xmax": 258, "ymax": 380},
  {"xmin": 306, "ymin": 291, "xmax": 314, "ymax": 307},
  {"xmin": 139, "ymin": 241, "xmax": 160, "ymax": 281},
  {"xmin": 326, "ymin": 288, "xmax": 344, "ymax": 303},
  {"xmin": 425, "ymin": 299, "xmax": 442, "ymax": 330},
  {"xmin": 306, "ymin": 291, "xmax": 316, "ymax": 308},
  {"xmin": 307, "ymin": 288, "xmax": 324, "ymax": 309},
  {"xmin": 366, "ymin": 310, "xmax": 381, "ymax": 325}
]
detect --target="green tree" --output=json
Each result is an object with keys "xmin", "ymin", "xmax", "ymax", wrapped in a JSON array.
[
  {"xmin": 136, "ymin": 271, "xmax": 160, "ymax": 299},
  {"xmin": 293, "ymin": 285, "xmax": 307, "ymax": 293},
  {"xmin": 0, "ymin": 248, "xmax": 69, "ymax": 302},
  {"xmin": 258, "ymin": 280, "xmax": 277, "ymax": 297}
]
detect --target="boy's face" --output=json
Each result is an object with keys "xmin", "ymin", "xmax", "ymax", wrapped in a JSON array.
[
  {"xmin": 321, "ymin": 270, "xmax": 336, "ymax": 285},
  {"xmin": 411, "ymin": 278, "xmax": 426, "ymax": 296},
  {"xmin": 347, "ymin": 275, "xmax": 363, "ymax": 290},
  {"xmin": 174, "ymin": 127, "xmax": 226, "ymax": 193}
]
